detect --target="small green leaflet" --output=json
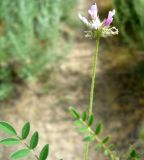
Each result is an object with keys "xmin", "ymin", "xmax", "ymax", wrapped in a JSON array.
[
  {"xmin": 82, "ymin": 112, "xmax": 87, "ymax": 121},
  {"xmin": 73, "ymin": 120, "xmax": 83, "ymax": 127},
  {"xmin": 104, "ymin": 149, "xmax": 110, "ymax": 156},
  {"xmin": 0, "ymin": 121, "xmax": 17, "ymax": 135},
  {"xmin": 83, "ymin": 135, "xmax": 94, "ymax": 142},
  {"xmin": 10, "ymin": 148, "xmax": 30, "ymax": 159},
  {"xmin": 21, "ymin": 122, "xmax": 30, "ymax": 140},
  {"xmin": 95, "ymin": 123, "xmax": 102, "ymax": 135},
  {"xmin": 78, "ymin": 127, "xmax": 89, "ymax": 133},
  {"xmin": 102, "ymin": 136, "xmax": 110, "ymax": 144},
  {"xmin": 69, "ymin": 107, "xmax": 80, "ymax": 119},
  {"xmin": 88, "ymin": 114, "xmax": 94, "ymax": 126},
  {"xmin": 0, "ymin": 138, "xmax": 20, "ymax": 146},
  {"xmin": 30, "ymin": 131, "xmax": 39, "ymax": 149},
  {"xmin": 39, "ymin": 144, "xmax": 49, "ymax": 160}
]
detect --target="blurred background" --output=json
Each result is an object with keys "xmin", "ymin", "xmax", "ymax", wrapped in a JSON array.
[{"xmin": 0, "ymin": 0, "xmax": 144, "ymax": 159}]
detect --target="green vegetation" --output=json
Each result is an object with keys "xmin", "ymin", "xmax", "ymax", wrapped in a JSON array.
[
  {"xmin": 0, "ymin": 0, "xmax": 77, "ymax": 100},
  {"xmin": 113, "ymin": 0, "xmax": 144, "ymax": 50},
  {"xmin": 0, "ymin": 121, "xmax": 49, "ymax": 160}
]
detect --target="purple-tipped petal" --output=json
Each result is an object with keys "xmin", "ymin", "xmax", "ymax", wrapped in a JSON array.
[
  {"xmin": 78, "ymin": 13, "xmax": 90, "ymax": 26},
  {"xmin": 103, "ymin": 10, "xmax": 115, "ymax": 26},
  {"xmin": 88, "ymin": 3, "xmax": 98, "ymax": 20}
]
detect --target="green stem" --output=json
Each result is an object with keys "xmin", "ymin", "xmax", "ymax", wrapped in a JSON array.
[
  {"xmin": 84, "ymin": 38, "xmax": 100, "ymax": 160},
  {"xmin": 81, "ymin": 118, "xmax": 119, "ymax": 160},
  {"xmin": 89, "ymin": 38, "xmax": 100, "ymax": 115},
  {"xmin": 84, "ymin": 143, "xmax": 89, "ymax": 160},
  {"xmin": 17, "ymin": 135, "xmax": 39, "ymax": 160}
]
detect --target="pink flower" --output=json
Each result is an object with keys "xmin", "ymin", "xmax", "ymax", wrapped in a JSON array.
[{"xmin": 78, "ymin": 3, "xmax": 118, "ymax": 38}]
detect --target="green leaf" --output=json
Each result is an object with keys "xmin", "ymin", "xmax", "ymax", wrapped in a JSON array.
[
  {"xmin": 0, "ymin": 121, "xmax": 17, "ymax": 135},
  {"xmin": 79, "ymin": 127, "xmax": 89, "ymax": 133},
  {"xmin": 0, "ymin": 138, "xmax": 20, "ymax": 146},
  {"xmin": 88, "ymin": 114, "xmax": 94, "ymax": 126},
  {"xmin": 82, "ymin": 112, "xmax": 87, "ymax": 121},
  {"xmin": 30, "ymin": 131, "xmax": 39, "ymax": 149},
  {"xmin": 95, "ymin": 123, "xmax": 102, "ymax": 135},
  {"xmin": 21, "ymin": 122, "xmax": 30, "ymax": 140},
  {"xmin": 130, "ymin": 150, "xmax": 139, "ymax": 158},
  {"xmin": 83, "ymin": 135, "xmax": 94, "ymax": 142},
  {"xmin": 102, "ymin": 136, "xmax": 110, "ymax": 144},
  {"xmin": 73, "ymin": 120, "xmax": 83, "ymax": 127},
  {"xmin": 10, "ymin": 148, "xmax": 30, "ymax": 159},
  {"xmin": 39, "ymin": 144, "xmax": 49, "ymax": 160},
  {"xmin": 104, "ymin": 149, "xmax": 110, "ymax": 156},
  {"xmin": 95, "ymin": 144, "xmax": 102, "ymax": 151},
  {"xmin": 69, "ymin": 107, "xmax": 80, "ymax": 119}
]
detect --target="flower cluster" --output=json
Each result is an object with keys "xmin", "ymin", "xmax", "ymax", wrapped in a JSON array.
[{"xmin": 79, "ymin": 3, "xmax": 118, "ymax": 38}]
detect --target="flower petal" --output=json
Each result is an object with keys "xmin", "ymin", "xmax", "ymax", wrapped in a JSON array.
[
  {"xmin": 109, "ymin": 10, "xmax": 115, "ymax": 17},
  {"xmin": 92, "ymin": 18, "xmax": 101, "ymax": 29},
  {"xmin": 103, "ymin": 9, "xmax": 116, "ymax": 27},
  {"xmin": 88, "ymin": 3, "xmax": 98, "ymax": 20},
  {"xmin": 78, "ymin": 13, "xmax": 90, "ymax": 26}
]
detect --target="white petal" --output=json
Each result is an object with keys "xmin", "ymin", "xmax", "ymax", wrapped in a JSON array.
[
  {"xmin": 111, "ymin": 9, "xmax": 116, "ymax": 16},
  {"xmin": 88, "ymin": 9, "xmax": 92, "ymax": 15},
  {"xmin": 88, "ymin": 3, "xmax": 98, "ymax": 20},
  {"xmin": 91, "ymin": 3, "xmax": 98, "ymax": 14},
  {"xmin": 92, "ymin": 18, "xmax": 101, "ymax": 29},
  {"xmin": 78, "ymin": 13, "xmax": 90, "ymax": 26}
]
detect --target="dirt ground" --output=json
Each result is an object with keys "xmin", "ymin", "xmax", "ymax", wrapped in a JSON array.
[
  {"xmin": 0, "ymin": 41, "xmax": 99, "ymax": 160},
  {"xmin": 1, "ymin": 0, "xmax": 144, "ymax": 160},
  {"xmin": 0, "ymin": 39, "xmax": 144, "ymax": 160}
]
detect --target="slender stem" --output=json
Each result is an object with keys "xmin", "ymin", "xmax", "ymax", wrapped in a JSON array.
[
  {"xmin": 17, "ymin": 135, "xmax": 39, "ymax": 160},
  {"xmin": 89, "ymin": 38, "xmax": 100, "ymax": 115},
  {"xmin": 84, "ymin": 143, "xmax": 89, "ymax": 160},
  {"xmin": 84, "ymin": 38, "xmax": 100, "ymax": 160}
]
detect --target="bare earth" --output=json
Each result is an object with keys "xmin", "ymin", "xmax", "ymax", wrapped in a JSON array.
[
  {"xmin": 0, "ymin": 39, "xmax": 144, "ymax": 160},
  {"xmin": 0, "ymin": 41, "xmax": 101, "ymax": 160}
]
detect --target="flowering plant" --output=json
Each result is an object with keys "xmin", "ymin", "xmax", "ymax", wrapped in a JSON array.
[
  {"xmin": 70, "ymin": 3, "xmax": 141, "ymax": 160},
  {"xmin": 79, "ymin": 3, "xmax": 118, "ymax": 38},
  {"xmin": 74, "ymin": 3, "xmax": 119, "ymax": 160},
  {"xmin": 0, "ymin": 2, "xmax": 142, "ymax": 160}
]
